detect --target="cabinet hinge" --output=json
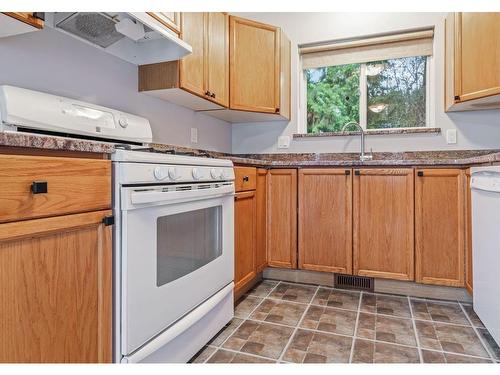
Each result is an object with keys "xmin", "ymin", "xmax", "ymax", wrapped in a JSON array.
[
  {"xmin": 454, "ymin": 95, "xmax": 460, "ymax": 101},
  {"xmin": 102, "ymin": 215, "xmax": 115, "ymax": 226}
]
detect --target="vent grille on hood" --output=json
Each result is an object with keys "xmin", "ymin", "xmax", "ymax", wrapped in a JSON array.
[{"xmin": 55, "ymin": 12, "xmax": 124, "ymax": 48}]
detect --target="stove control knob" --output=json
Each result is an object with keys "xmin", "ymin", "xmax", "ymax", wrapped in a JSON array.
[
  {"xmin": 210, "ymin": 168, "xmax": 221, "ymax": 179},
  {"xmin": 168, "ymin": 167, "xmax": 179, "ymax": 180},
  {"xmin": 153, "ymin": 166, "xmax": 168, "ymax": 181},
  {"xmin": 118, "ymin": 116, "xmax": 128, "ymax": 128},
  {"xmin": 192, "ymin": 168, "xmax": 203, "ymax": 180}
]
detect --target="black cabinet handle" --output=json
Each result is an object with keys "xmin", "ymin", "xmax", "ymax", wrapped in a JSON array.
[
  {"xmin": 354, "ymin": 170, "xmax": 360, "ymax": 176},
  {"xmin": 31, "ymin": 181, "xmax": 48, "ymax": 194},
  {"xmin": 243, "ymin": 176, "xmax": 249, "ymax": 182},
  {"xmin": 102, "ymin": 216, "xmax": 115, "ymax": 226},
  {"xmin": 205, "ymin": 90, "xmax": 211, "ymax": 96},
  {"xmin": 417, "ymin": 171, "xmax": 424, "ymax": 177},
  {"xmin": 345, "ymin": 170, "xmax": 351, "ymax": 176},
  {"xmin": 275, "ymin": 107, "xmax": 280, "ymax": 113},
  {"xmin": 211, "ymin": 92, "xmax": 216, "ymax": 98}
]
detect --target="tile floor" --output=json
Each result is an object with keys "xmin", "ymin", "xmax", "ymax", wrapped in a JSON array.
[{"xmin": 190, "ymin": 279, "xmax": 500, "ymax": 364}]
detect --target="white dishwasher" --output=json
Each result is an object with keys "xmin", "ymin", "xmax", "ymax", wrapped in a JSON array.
[{"xmin": 471, "ymin": 166, "xmax": 500, "ymax": 347}]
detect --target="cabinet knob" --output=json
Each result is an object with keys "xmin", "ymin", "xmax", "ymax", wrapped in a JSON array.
[
  {"xmin": 243, "ymin": 176, "xmax": 249, "ymax": 182},
  {"xmin": 354, "ymin": 170, "xmax": 360, "ymax": 176},
  {"xmin": 211, "ymin": 92, "xmax": 216, "ymax": 98},
  {"xmin": 31, "ymin": 181, "xmax": 48, "ymax": 194},
  {"xmin": 345, "ymin": 170, "xmax": 351, "ymax": 176},
  {"xmin": 417, "ymin": 171, "xmax": 424, "ymax": 177},
  {"xmin": 205, "ymin": 90, "xmax": 211, "ymax": 96},
  {"xmin": 275, "ymin": 107, "xmax": 280, "ymax": 113}
]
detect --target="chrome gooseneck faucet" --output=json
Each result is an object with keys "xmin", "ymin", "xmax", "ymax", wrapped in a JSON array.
[{"xmin": 341, "ymin": 121, "xmax": 373, "ymax": 161}]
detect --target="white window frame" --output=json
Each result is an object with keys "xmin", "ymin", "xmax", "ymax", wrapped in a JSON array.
[{"xmin": 299, "ymin": 55, "xmax": 433, "ymax": 134}]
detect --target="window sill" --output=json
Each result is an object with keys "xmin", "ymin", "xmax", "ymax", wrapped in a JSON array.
[{"xmin": 293, "ymin": 127, "xmax": 441, "ymax": 138}]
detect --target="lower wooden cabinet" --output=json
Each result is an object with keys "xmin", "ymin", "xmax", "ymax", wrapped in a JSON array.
[
  {"xmin": 298, "ymin": 169, "xmax": 352, "ymax": 273},
  {"xmin": 255, "ymin": 169, "xmax": 268, "ymax": 272},
  {"xmin": 415, "ymin": 169, "xmax": 466, "ymax": 287},
  {"xmin": 0, "ymin": 210, "xmax": 112, "ymax": 363},
  {"xmin": 465, "ymin": 169, "xmax": 473, "ymax": 293},
  {"xmin": 353, "ymin": 169, "xmax": 415, "ymax": 281},
  {"xmin": 234, "ymin": 190, "xmax": 257, "ymax": 293},
  {"xmin": 267, "ymin": 169, "xmax": 297, "ymax": 269}
]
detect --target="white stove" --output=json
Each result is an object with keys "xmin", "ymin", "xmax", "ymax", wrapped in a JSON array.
[
  {"xmin": 112, "ymin": 146, "xmax": 235, "ymax": 364},
  {"xmin": 0, "ymin": 86, "xmax": 236, "ymax": 364}
]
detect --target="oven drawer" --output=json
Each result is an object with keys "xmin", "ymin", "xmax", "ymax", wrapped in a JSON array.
[
  {"xmin": 234, "ymin": 167, "xmax": 256, "ymax": 192},
  {"xmin": 0, "ymin": 154, "xmax": 111, "ymax": 223}
]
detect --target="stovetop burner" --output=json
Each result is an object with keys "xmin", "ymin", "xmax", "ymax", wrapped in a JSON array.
[{"xmin": 114, "ymin": 144, "xmax": 212, "ymax": 158}]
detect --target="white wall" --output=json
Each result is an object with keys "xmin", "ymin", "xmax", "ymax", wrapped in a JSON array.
[
  {"xmin": 0, "ymin": 27, "xmax": 232, "ymax": 152},
  {"xmin": 232, "ymin": 12, "xmax": 500, "ymax": 154}
]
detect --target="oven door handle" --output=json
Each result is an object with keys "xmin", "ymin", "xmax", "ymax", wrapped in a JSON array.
[{"xmin": 127, "ymin": 184, "xmax": 234, "ymax": 207}]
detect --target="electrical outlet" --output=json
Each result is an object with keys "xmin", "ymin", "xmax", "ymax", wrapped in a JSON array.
[
  {"xmin": 277, "ymin": 135, "xmax": 291, "ymax": 149},
  {"xmin": 446, "ymin": 129, "xmax": 457, "ymax": 144},
  {"xmin": 190, "ymin": 128, "xmax": 198, "ymax": 143}
]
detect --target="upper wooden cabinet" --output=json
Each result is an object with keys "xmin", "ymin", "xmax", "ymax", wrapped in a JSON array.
[
  {"xmin": 139, "ymin": 12, "xmax": 229, "ymax": 109},
  {"xmin": 0, "ymin": 12, "xmax": 43, "ymax": 38},
  {"xmin": 445, "ymin": 13, "xmax": 500, "ymax": 111},
  {"xmin": 147, "ymin": 12, "xmax": 181, "ymax": 34},
  {"xmin": 353, "ymin": 169, "xmax": 415, "ymax": 281},
  {"xmin": 298, "ymin": 169, "xmax": 352, "ymax": 274},
  {"xmin": 1, "ymin": 12, "xmax": 43, "ymax": 29},
  {"xmin": 415, "ymin": 169, "xmax": 466, "ymax": 287},
  {"xmin": 228, "ymin": 16, "xmax": 290, "ymax": 118},
  {"xmin": 139, "ymin": 13, "xmax": 291, "ymax": 123},
  {"xmin": 267, "ymin": 169, "xmax": 297, "ymax": 269}
]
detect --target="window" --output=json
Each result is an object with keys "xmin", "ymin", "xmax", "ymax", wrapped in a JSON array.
[{"xmin": 300, "ymin": 29, "xmax": 433, "ymax": 134}]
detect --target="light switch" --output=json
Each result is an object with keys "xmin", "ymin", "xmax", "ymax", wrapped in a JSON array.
[
  {"xmin": 190, "ymin": 128, "xmax": 198, "ymax": 143},
  {"xmin": 446, "ymin": 129, "xmax": 457, "ymax": 144},
  {"xmin": 278, "ymin": 135, "xmax": 291, "ymax": 149}
]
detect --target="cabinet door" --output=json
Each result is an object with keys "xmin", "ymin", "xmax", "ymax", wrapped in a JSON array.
[
  {"xmin": 465, "ymin": 169, "xmax": 473, "ymax": 293},
  {"xmin": 234, "ymin": 191, "xmax": 256, "ymax": 294},
  {"xmin": 229, "ymin": 16, "xmax": 280, "ymax": 113},
  {"xmin": 458, "ymin": 13, "xmax": 500, "ymax": 102},
  {"xmin": 179, "ymin": 13, "xmax": 206, "ymax": 97},
  {"xmin": 353, "ymin": 169, "xmax": 414, "ymax": 281},
  {"xmin": 256, "ymin": 169, "xmax": 268, "ymax": 272},
  {"xmin": 415, "ymin": 169, "xmax": 465, "ymax": 287},
  {"xmin": 206, "ymin": 12, "xmax": 229, "ymax": 107},
  {"xmin": 267, "ymin": 169, "xmax": 297, "ymax": 268},
  {"xmin": 147, "ymin": 12, "xmax": 181, "ymax": 34},
  {"xmin": 2, "ymin": 12, "xmax": 43, "ymax": 29},
  {"xmin": 0, "ymin": 210, "xmax": 112, "ymax": 363},
  {"xmin": 298, "ymin": 169, "xmax": 352, "ymax": 273}
]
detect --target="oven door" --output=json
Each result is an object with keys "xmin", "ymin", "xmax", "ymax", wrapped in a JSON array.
[{"xmin": 120, "ymin": 182, "xmax": 234, "ymax": 355}]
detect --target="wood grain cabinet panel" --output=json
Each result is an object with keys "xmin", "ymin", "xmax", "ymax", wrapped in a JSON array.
[
  {"xmin": 267, "ymin": 169, "xmax": 297, "ymax": 269},
  {"xmin": 415, "ymin": 169, "xmax": 466, "ymax": 287},
  {"xmin": 298, "ymin": 169, "xmax": 352, "ymax": 274},
  {"xmin": 2, "ymin": 12, "xmax": 44, "ymax": 29},
  {"xmin": 147, "ymin": 12, "xmax": 181, "ymax": 34},
  {"xmin": 0, "ymin": 154, "xmax": 111, "ymax": 223},
  {"xmin": 234, "ymin": 166, "xmax": 257, "ymax": 192},
  {"xmin": 256, "ymin": 169, "xmax": 268, "ymax": 272},
  {"xmin": 0, "ymin": 210, "xmax": 112, "ymax": 363},
  {"xmin": 234, "ymin": 191, "xmax": 257, "ymax": 294},
  {"xmin": 139, "ymin": 12, "xmax": 229, "ymax": 109},
  {"xmin": 465, "ymin": 169, "xmax": 473, "ymax": 294},
  {"xmin": 353, "ymin": 169, "xmax": 414, "ymax": 281},
  {"xmin": 179, "ymin": 12, "xmax": 206, "ymax": 98},
  {"xmin": 445, "ymin": 12, "xmax": 500, "ymax": 111}
]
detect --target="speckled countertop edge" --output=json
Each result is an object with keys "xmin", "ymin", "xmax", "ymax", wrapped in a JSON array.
[
  {"xmin": 0, "ymin": 132, "xmax": 116, "ymax": 154},
  {"xmin": 1, "ymin": 132, "xmax": 499, "ymax": 167}
]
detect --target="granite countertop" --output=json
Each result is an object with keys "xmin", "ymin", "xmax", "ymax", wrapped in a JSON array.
[
  {"xmin": 1, "ymin": 132, "xmax": 499, "ymax": 167},
  {"xmin": 0, "ymin": 131, "xmax": 117, "ymax": 154}
]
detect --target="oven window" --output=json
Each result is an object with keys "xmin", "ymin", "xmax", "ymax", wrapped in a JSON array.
[{"xmin": 156, "ymin": 206, "xmax": 223, "ymax": 286}]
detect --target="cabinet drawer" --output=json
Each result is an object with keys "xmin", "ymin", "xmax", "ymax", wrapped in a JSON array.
[
  {"xmin": 0, "ymin": 154, "xmax": 111, "ymax": 223},
  {"xmin": 234, "ymin": 166, "xmax": 257, "ymax": 192}
]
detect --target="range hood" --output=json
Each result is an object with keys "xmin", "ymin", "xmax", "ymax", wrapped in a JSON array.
[{"xmin": 45, "ymin": 12, "xmax": 192, "ymax": 65}]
